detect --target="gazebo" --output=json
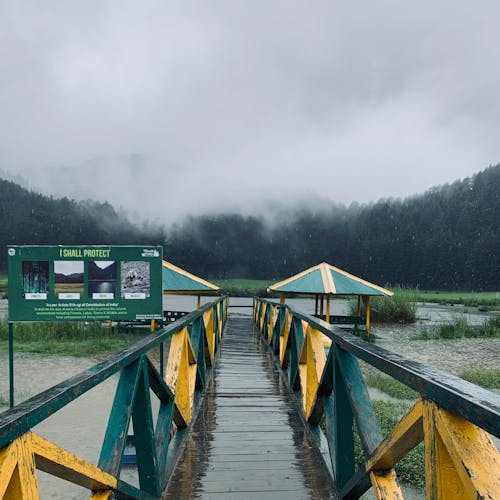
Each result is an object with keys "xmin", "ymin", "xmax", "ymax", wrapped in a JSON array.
[
  {"xmin": 268, "ymin": 262, "xmax": 393, "ymax": 332},
  {"xmin": 162, "ymin": 260, "xmax": 219, "ymax": 309}
]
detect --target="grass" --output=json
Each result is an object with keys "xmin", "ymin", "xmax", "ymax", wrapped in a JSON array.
[
  {"xmin": 365, "ymin": 373, "xmax": 419, "ymax": 400},
  {"xmin": 459, "ymin": 368, "xmax": 500, "ymax": 389},
  {"xmin": 212, "ymin": 278, "xmax": 271, "ymax": 297},
  {"xmin": 349, "ymin": 286, "xmax": 417, "ymax": 323},
  {"xmin": 0, "ymin": 274, "xmax": 6, "ymax": 299},
  {"xmin": 415, "ymin": 315, "xmax": 500, "ymax": 340},
  {"xmin": 400, "ymin": 289, "xmax": 500, "ymax": 310},
  {"xmin": 0, "ymin": 320, "xmax": 143, "ymax": 357}
]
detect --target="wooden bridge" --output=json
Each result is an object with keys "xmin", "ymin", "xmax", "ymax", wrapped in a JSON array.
[{"xmin": 1, "ymin": 297, "xmax": 499, "ymax": 499}]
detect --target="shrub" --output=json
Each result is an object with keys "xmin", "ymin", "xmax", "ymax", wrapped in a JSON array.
[{"xmin": 349, "ymin": 286, "xmax": 417, "ymax": 323}]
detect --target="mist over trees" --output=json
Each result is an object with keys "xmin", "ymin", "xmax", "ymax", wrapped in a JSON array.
[
  {"xmin": 1, "ymin": 164, "xmax": 499, "ymax": 290},
  {"xmin": 0, "ymin": 178, "xmax": 165, "ymax": 272}
]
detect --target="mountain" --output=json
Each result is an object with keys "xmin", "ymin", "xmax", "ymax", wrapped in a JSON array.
[
  {"xmin": 54, "ymin": 272, "xmax": 84, "ymax": 284},
  {"xmin": 88, "ymin": 261, "xmax": 117, "ymax": 280}
]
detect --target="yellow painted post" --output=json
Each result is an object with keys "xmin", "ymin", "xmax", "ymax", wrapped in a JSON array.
[
  {"xmin": 107, "ymin": 320, "xmax": 112, "ymax": 333},
  {"xmin": 150, "ymin": 320, "xmax": 156, "ymax": 333},
  {"xmin": 197, "ymin": 295, "xmax": 201, "ymax": 308},
  {"xmin": 365, "ymin": 296, "xmax": 370, "ymax": 333},
  {"xmin": 280, "ymin": 293, "xmax": 285, "ymax": 305},
  {"xmin": 325, "ymin": 294, "xmax": 330, "ymax": 323}
]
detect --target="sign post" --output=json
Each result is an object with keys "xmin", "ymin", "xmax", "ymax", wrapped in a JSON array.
[{"xmin": 7, "ymin": 245, "xmax": 163, "ymax": 407}]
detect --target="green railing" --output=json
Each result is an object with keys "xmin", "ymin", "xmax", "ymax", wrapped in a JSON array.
[
  {"xmin": 0, "ymin": 297, "xmax": 227, "ymax": 499},
  {"xmin": 254, "ymin": 297, "xmax": 500, "ymax": 499}
]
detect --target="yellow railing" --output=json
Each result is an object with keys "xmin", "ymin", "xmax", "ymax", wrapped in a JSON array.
[
  {"xmin": 254, "ymin": 298, "xmax": 500, "ymax": 499},
  {"xmin": 0, "ymin": 297, "xmax": 227, "ymax": 499}
]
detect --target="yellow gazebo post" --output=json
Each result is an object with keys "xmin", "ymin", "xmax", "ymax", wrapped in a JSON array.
[
  {"xmin": 280, "ymin": 292, "xmax": 285, "ymax": 305},
  {"xmin": 363, "ymin": 295, "xmax": 371, "ymax": 332},
  {"xmin": 325, "ymin": 294, "xmax": 331, "ymax": 323}
]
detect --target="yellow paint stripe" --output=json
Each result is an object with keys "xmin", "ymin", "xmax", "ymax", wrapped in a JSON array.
[
  {"xmin": 269, "ymin": 263, "xmax": 323, "ymax": 291},
  {"xmin": 14, "ymin": 433, "xmax": 39, "ymax": 499},
  {"xmin": 30, "ymin": 433, "xmax": 117, "ymax": 490},
  {"xmin": 0, "ymin": 441, "xmax": 19, "ymax": 498},
  {"xmin": 162, "ymin": 260, "xmax": 220, "ymax": 291},
  {"xmin": 434, "ymin": 406, "xmax": 500, "ymax": 499},
  {"xmin": 369, "ymin": 469, "xmax": 404, "ymax": 500},
  {"xmin": 320, "ymin": 263, "xmax": 336, "ymax": 294},
  {"xmin": 90, "ymin": 491, "xmax": 114, "ymax": 500}
]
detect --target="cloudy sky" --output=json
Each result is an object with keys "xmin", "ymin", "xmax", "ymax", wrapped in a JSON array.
[{"xmin": 1, "ymin": 2, "xmax": 499, "ymax": 220}]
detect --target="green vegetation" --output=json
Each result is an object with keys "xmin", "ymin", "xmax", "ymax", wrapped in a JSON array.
[
  {"xmin": 0, "ymin": 321, "xmax": 142, "ymax": 357},
  {"xmin": 365, "ymin": 373, "xmax": 419, "ymax": 400},
  {"xmin": 0, "ymin": 274, "xmax": 6, "ymax": 299},
  {"xmin": 415, "ymin": 315, "xmax": 500, "ymax": 340},
  {"xmin": 350, "ymin": 286, "xmax": 417, "ymax": 323},
  {"xmin": 3, "ymin": 164, "xmax": 500, "ymax": 292},
  {"xmin": 400, "ymin": 289, "xmax": 500, "ymax": 310},
  {"xmin": 459, "ymin": 368, "xmax": 500, "ymax": 389},
  {"xmin": 321, "ymin": 400, "xmax": 425, "ymax": 489},
  {"xmin": 213, "ymin": 278, "xmax": 271, "ymax": 297}
]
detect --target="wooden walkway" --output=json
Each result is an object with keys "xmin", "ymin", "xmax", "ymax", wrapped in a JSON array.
[{"xmin": 164, "ymin": 315, "xmax": 336, "ymax": 499}]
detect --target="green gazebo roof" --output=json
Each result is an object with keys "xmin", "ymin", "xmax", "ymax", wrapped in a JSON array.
[
  {"xmin": 162, "ymin": 260, "xmax": 219, "ymax": 294},
  {"xmin": 269, "ymin": 262, "xmax": 393, "ymax": 296}
]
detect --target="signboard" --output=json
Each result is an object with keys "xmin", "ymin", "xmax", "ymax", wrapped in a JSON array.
[{"xmin": 7, "ymin": 245, "xmax": 163, "ymax": 322}]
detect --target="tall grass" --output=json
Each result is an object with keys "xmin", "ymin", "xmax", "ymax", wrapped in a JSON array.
[
  {"xmin": 415, "ymin": 315, "xmax": 500, "ymax": 340},
  {"xmin": 0, "ymin": 274, "xmax": 7, "ymax": 299},
  {"xmin": 213, "ymin": 278, "xmax": 271, "ymax": 297},
  {"xmin": 0, "ymin": 320, "xmax": 142, "ymax": 356},
  {"xmin": 459, "ymin": 369, "xmax": 500, "ymax": 389},
  {"xmin": 349, "ymin": 286, "xmax": 417, "ymax": 323},
  {"xmin": 365, "ymin": 373, "xmax": 419, "ymax": 400}
]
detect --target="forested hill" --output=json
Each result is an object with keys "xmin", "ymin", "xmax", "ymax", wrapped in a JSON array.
[
  {"xmin": 1, "ymin": 164, "xmax": 499, "ymax": 290},
  {"xmin": 165, "ymin": 164, "xmax": 500, "ymax": 290},
  {"xmin": 0, "ymin": 178, "xmax": 165, "ymax": 272}
]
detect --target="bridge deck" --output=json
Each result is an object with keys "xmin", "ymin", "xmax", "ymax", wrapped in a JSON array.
[{"xmin": 164, "ymin": 315, "xmax": 337, "ymax": 499}]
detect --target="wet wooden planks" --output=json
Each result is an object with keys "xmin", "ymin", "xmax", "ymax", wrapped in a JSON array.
[{"xmin": 164, "ymin": 316, "xmax": 336, "ymax": 499}]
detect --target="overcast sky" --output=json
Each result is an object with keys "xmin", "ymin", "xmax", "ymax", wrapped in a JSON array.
[{"xmin": 1, "ymin": 2, "xmax": 499, "ymax": 219}]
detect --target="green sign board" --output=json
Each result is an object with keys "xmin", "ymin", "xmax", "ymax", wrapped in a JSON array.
[{"xmin": 7, "ymin": 245, "xmax": 163, "ymax": 322}]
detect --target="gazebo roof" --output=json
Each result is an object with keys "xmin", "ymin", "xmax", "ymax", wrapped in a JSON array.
[
  {"xmin": 162, "ymin": 260, "xmax": 219, "ymax": 294},
  {"xmin": 269, "ymin": 262, "xmax": 393, "ymax": 296}
]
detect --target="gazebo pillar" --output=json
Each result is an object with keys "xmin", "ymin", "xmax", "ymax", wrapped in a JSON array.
[
  {"xmin": 314, "ymin": 295, "xmax": 319, "ymax": 315},
  {"xmin": 325, "ymin": 294, "xmax": 331, "ymax": 323},
  {"xmin": 197, "ymin": 295, "xmax": 201, "ymax": 308},
  {"xmin": 363, "ymin": 295, "xmax": 371, "ymax": 332},
  {"xmin": 280, "ymin": 292, "xmax": 285, "ymax": 305}
]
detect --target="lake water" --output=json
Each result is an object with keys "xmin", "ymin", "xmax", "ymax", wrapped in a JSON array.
[{"xmin": 0, "ymin": 296, "xmax": 498, "ymax": 498}]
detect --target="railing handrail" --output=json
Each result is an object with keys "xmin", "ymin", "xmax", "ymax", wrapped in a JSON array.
[
  {"xmin": 256, "ymin": 297, "xmax": 500, "ymax": 438},
  {"xmin": 0, "ymin": 297, "xmax": 226, "ymax": 449}
]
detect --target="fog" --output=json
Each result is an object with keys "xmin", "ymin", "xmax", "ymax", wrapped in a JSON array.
[{"xmin": 1, "ymin": 2, "xmax": 499, "ymax": 222}]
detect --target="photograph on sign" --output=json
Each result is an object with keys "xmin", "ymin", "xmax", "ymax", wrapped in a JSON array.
[
  {"xmin": 88, "ymin": 260, "xmax": 117, "ymax": 299},
  {"xmin": 121, "ymin": 261, "xmax": 150, "ymax": 299},
  {"xmin": 54, "ymin": 260, "xmax": 84, "ymax": 299},
  {"xmin": 22, "ymin": 260, "xmax": 49, "ymax": 299}
]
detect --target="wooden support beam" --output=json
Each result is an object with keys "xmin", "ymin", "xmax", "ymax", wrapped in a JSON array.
[
  {"xmin": 31, "ymin": 433, "xmax": 117, "ymax": 491},
  {"xmin": 433, "ymin": 403, "xmax": 500, "ymax": 499},
  {"xmin": 366, "ymin": 400, "xmax": 423, "ymax": 472}
]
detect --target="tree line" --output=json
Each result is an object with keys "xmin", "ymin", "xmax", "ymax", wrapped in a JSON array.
[{"xmin": 1, "ymin": 164, "xmax": 499, "ymax": 290}]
